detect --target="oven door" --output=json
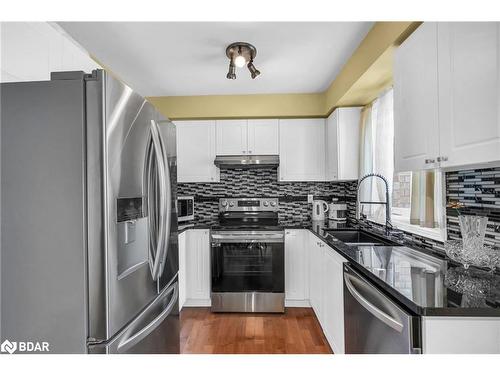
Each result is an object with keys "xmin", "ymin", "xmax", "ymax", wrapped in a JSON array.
[{"xmin": 211, "ymin": 232, "xmax": 284, "ymax": 294}]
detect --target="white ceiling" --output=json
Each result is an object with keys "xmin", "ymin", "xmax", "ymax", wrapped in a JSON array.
[{"xmin": 58, "ymin": 22, "xmax": 374, "ymax": 97}]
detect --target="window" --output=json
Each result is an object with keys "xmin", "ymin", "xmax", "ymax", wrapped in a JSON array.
[
  {"xmin": 391, "ymin": 171, "xmax": 412, "ymax": 219},
  {"xmin": 359, "ymin": 88, "xmax": 446, "ymax": 242},
  {"xmin": 391, "ymin": 171, "xmax": 446, "ymax": 242}
]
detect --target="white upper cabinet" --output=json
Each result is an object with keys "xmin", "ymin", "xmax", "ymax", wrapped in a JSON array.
[
  {"xmin": 247, "ymin": 119, "xmax": 279, "ymax": 155},
  {"xmin": 279, "ymin": 118, "xmax": 326, "ymax": 181},
  {"xmin": 216, "ymin": 120, "xmax": 248, "ymax": 155},
  {"xmin": 325, "ymin": 107, "xmax": 361, "ymax": 181},
  {"xmin": 216, "ymin": 119, "xmax": 279, "ymax": 155},
  {"xmin": 394, "ymin": 22, "xmax": 440, "ymax": 172},
  {"xmin": 1, "ymin": 22, "xmax": 100, "ymax": 83},
  {"xmin": 394, "ymin": 22, "xmax": 500, "ymax": 171},
  {"xmin": 175, "ymin": 120, "xmax": 219, "ymax": 183},
  {"xmin": 437, "ymin": 22, "xmax": 500, "ymax": 168}
]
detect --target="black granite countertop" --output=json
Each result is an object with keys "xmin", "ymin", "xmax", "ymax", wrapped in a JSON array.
[{"xmin": 304, "ymin": 220, "xmax": 500, "ymax": 317}]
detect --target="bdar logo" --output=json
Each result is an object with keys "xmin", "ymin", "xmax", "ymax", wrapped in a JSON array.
[{"xmin": 1, "ymin": 340, "xmax": 17, "ymax": 354}]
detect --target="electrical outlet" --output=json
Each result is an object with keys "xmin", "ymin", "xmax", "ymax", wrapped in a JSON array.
[{"xmin": 307, "ymin": 194, "xmax": 313, "ymax": 203}]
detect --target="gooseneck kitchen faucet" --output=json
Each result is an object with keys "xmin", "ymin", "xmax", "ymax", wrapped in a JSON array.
[{"xmin": 356, "ymin": 173, "xmax": 392, "ymax": 235}]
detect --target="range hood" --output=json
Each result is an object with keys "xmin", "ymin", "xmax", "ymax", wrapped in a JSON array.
[{"xmin": 214, "ymin": 155, "xmax": 279, "ymax": 169}]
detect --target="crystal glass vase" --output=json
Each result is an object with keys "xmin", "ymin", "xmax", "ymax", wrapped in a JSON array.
[{"xmin": 459, "ymin": 215, "xmax": 488, "ymax": 251}]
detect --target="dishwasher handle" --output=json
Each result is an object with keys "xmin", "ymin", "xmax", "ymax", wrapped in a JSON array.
[{"xmin": 344, "ymin": 270, "xmax": 404, "ymax": 333}]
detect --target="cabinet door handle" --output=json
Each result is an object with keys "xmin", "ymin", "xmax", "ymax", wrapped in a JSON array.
[
  {"xmin": 242, "ymin": 150, "xmax": 246, "ymax": 154},
  {"xmin": 437, "ymin": 156, "xmax": 448, "ymax": 162},
  {"xmin": 248, "ymin": 150, "xmax": 252, "ymax": 154},
  {"xmin": 424, "ymin": 158, "xmax": 435, "ymax": 164}
]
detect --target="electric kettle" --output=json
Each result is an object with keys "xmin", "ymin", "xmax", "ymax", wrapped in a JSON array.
[{"xmin": 311, "ymin": 200, "xmax": 329, "ymax": 221}]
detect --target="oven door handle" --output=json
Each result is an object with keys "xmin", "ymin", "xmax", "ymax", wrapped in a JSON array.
[{"xmin": 211, "ymin": 236, "xmax": 284, "ymax": 244}]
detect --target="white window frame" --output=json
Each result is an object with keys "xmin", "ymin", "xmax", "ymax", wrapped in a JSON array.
[
  {"xmin": 368, "ymin": 172, "xmax": 447, "ymax": 242},
  {"xmin": 390, "ymin": 171, "xmax": 447, "ymax": 242}
]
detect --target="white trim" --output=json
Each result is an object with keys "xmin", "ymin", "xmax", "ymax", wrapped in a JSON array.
[
  {"xmin": 285, "ymin": 299, "xmax": 311, "ymax": 308},
  {"xmin": 183, "ymin": 298, "xmax": 212, "ymax": 307},
  {"xmin": 391, "ymin": 216, "xmax": 446, "ymax": 242}
]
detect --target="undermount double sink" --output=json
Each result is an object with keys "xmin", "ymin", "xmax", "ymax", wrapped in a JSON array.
[{"xmin": 323, "ymin": 229, "xmax": 398, "ymax": 247}]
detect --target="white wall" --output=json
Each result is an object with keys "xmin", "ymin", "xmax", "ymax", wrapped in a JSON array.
[{"xmin": 1, "ymin": 22, "xmax": 100, "ymax": 82}]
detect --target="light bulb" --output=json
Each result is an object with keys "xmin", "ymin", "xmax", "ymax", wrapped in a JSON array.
[{"xmin": 234, "ymin": 55, "xmax": 246, "ymax": 68}]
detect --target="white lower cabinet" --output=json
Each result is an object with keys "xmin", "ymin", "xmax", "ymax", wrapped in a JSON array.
[
  {"xmin": 322, "ymin": 247, "xmax": 346, "ymax": 354},
  {"xmin": 284, "ymin": 230, "xmax": 309, "ymax": 307},
  {"xmin": 309, "ymin": 237, "xmax": 324, "ymax": 321},
  {"xmin": 422, "ymin": 316, "xmax": 500, "ymax": 354},
  {"xmin": 307, "ymin": 232, "xmax": 347, "ymax": 353},
  {"xmin": 179, "ymin": 229, "xmax": 211, "ymax": 308}
]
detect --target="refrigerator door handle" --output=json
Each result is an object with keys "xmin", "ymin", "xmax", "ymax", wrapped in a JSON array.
[
  {"xmin": 145, "ymin": 138, "xmax": 156, "ymax": 277},
  {"xmin": 117, "ymin": 281, "xmax": 178, "ymax": 353},
  {"xmin": 151, "ymin": 120, "xmax": 172, "ymax": 279},
  {"xmin": 148, "ymin": 120, "xmax": 167, "ymax": 281},
  {"xmin": 344, "ymin": 272, "xmax": 404, "ymax": 332}
]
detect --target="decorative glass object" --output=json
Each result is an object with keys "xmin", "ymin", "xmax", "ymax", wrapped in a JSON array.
[
  {"xmin": 444, "ymin": 240, "xmax": 500, "ymax": 271},
  {"xmin": 459, "ymin": 215, "xmax": 488, "ymax": 250},
  {"xmin": 444, "ymin": 266, "xmax": 500, "ymax": 308},
  {"xmin": 445, "ymin": 240, "xmax": 473, "ymax": 269}
]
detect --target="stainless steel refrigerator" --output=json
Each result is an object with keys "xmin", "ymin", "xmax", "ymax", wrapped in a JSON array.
[{"xmin": 1, "ymin": 69, "xmax": 179, "ymax": 354}]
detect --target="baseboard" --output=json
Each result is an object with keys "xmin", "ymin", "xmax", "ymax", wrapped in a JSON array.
[
  {"xmin": 183, "ymin": 298, "xmax": 212, "ymax": 307},
  {"xmin": 285, "ymin": 299, "xmax": 311, "ymax": 308},
  {"xmin": 183, "ymin": 298, "xmax": 309, "ymax": 308}
]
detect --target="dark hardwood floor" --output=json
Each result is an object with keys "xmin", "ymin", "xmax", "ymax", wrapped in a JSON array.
[{"xmin": 180, "ymin": 307, "xmax": 333, "ymax": 354}]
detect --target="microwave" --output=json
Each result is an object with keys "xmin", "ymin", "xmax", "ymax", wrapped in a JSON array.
[{"xmin": 177, "ymin": 196, "xmax": 194, "ymax": 222}]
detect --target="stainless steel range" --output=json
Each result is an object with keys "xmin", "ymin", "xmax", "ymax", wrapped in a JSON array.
[{"xmin": 210, "ymin": 197, "xmax": 285, "ymax": 313}]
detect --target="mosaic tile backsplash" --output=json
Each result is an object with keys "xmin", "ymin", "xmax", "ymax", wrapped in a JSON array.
[
  {"xmin": 178, "ymin": 166, "xmax": 500, "ymax": 249},
  {"xmin": 446, "ymin": 167, "xmax": 500, "ymax": 249},
  {"xmin": 178, "ymin": 168, "xmax": 357, "ymax": 226}
]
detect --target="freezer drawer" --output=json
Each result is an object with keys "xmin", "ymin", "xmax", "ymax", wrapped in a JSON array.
[
  {"xmin": 343, "ymin": 264, "xmax": 421, "ymax": 354},
  {"xmin": 89, "ymin": 279, "xmax": 179, "ymax": 354}
]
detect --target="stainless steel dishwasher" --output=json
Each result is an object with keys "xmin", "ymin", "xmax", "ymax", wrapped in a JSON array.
[{"xmin": 343, "ymin": 264, "xmax": 421, "ymax": 354}]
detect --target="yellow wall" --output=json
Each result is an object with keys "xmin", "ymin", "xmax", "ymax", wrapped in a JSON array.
[
  {"xmin": 148, "ymin": 93, "xmax": 325, "ymax": 120},
  {"xmin": 147, "ymin": 22, "xmax": 421, "ymax": 120}
]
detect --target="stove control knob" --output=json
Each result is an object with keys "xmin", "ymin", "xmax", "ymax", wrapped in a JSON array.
[
  {"xmin": 263, "ymin": 201, "xmax": 269, "ymax": 207},
  {"xmin": 270, "ymin": 201, "xmax": 277, "ymax": 207},
  {"xmin": 221, "ymin": 200, "xmax": 228, "ymax": 207},
  {"xmin": 229, "ymin": 202, "xmax": 235, "ymax": 207}
]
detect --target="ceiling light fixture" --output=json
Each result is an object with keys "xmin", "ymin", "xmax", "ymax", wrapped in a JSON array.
[{"xmin": 225, "ymin": 42, "xmax": 261, "ymax": 80}]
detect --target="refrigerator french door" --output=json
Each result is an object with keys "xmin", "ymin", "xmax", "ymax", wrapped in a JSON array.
[{"xmin": 1, "ymin": 70, "xmax": 179, "ymax": 353}]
